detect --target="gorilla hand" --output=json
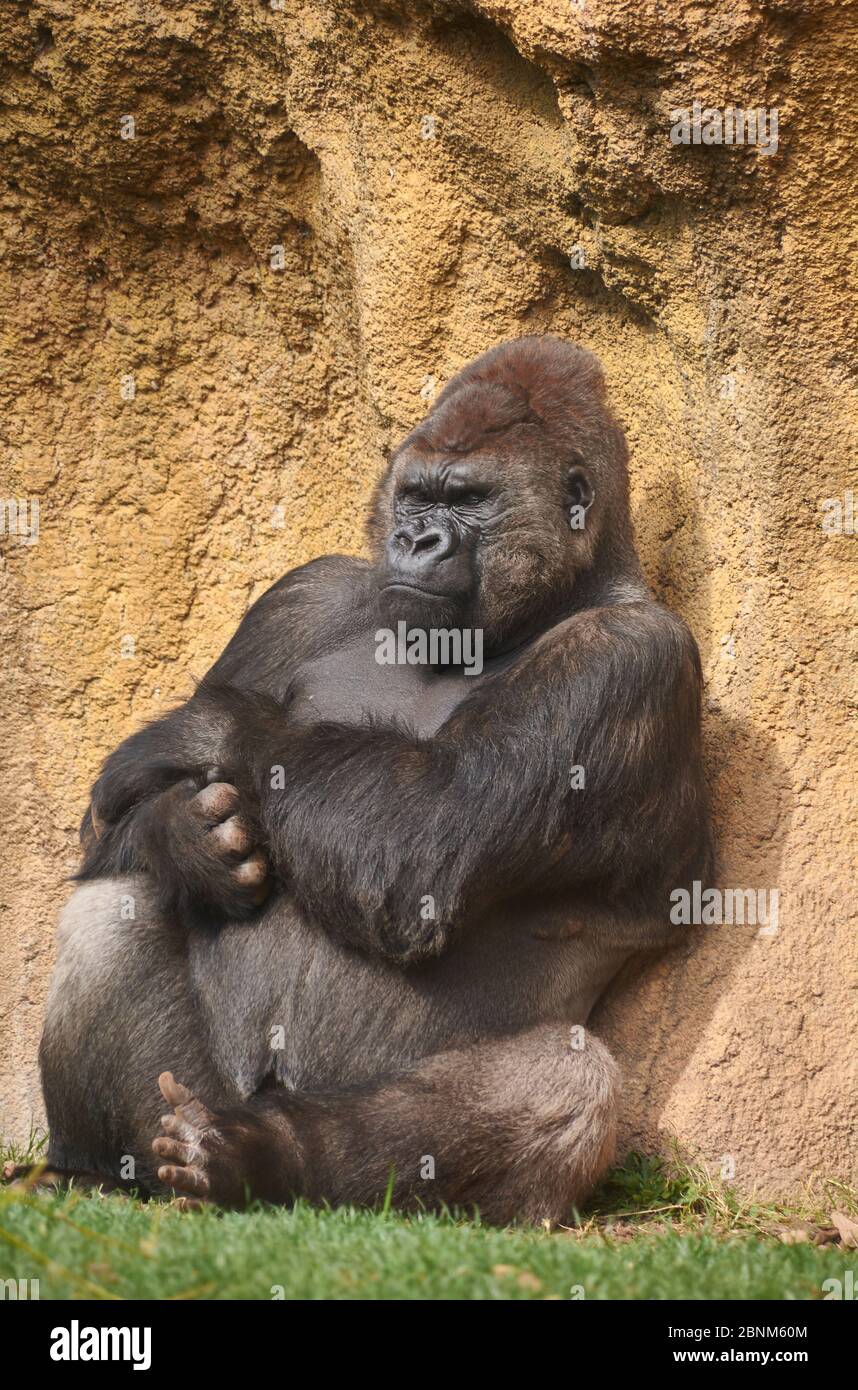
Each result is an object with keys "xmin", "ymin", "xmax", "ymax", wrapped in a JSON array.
[{"xmin": 139, "ymin": 770, "xmax": 271, "ymax": 923}]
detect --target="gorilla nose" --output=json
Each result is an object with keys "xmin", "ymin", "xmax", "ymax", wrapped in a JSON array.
[
  {"xmin": 399, "ymin": 526, "xmax": 448, "ymax": 556},
  {"xmin": 388, "ymin": 523, "xmax": 460, "ymax": 582}
]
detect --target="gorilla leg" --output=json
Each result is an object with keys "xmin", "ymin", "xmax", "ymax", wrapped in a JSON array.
[
  {"xmin": 153, "ymin": 1022, "xmax": 619, "ymax": 1225},
  {"xmin": 39, "ymin": 878, "xmax": 232, "ymax": 1190}
]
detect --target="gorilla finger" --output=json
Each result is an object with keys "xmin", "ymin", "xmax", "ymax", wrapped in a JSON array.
[
  {"xmin": 209, "ymin": 815, "xmax": 252, "ymax": 858},
  {"xmin": 194, "ymin": 782, "xmax": 240, "ymax": 824},
  {"xmin": 158, "ymin": 1071, "xmax": 193, "ymax": 1108},
  {"xmin": 177, "ymin": 1097, "xmax": 216, "ymax": 1131},
  {"xmin": 251, "ymin": 877, "xmax": 272, "ymax": 908},
  {"xmin": 152, "ymin": 1135, "xmax": 192, "ymax": 1164},
  {"xmin": 160, "ymin": 1113, "xmax": 199, "ymax": 1143},
  {"xmin": 158, "ymin": 1075, "xmax": 215, "ymax": 1131},
  {"xmin": 157, "ymin": 1164, "xmax": 210, "ymax": 1197},
  {"xmin": 234, "ymin": 850, "xmax": 269, "ymax": 889}
]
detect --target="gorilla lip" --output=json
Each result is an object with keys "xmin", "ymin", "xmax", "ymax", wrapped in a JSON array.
[{"xmin": 382, "ymin": 580, "xmax": 459, "ymax": 600}]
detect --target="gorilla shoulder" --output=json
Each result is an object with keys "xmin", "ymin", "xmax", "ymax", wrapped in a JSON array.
[
  {"xmin": 205, "ymin": 554, "xmax": 377, "ymax": 691},
  {"xmin": 245, "ymin": 554, "xmax": 376, "ymax": 632}
]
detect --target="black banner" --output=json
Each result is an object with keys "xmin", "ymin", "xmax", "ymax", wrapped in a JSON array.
[{"xmin": 6, "ymin": 1297, "xmax": 849, "ymax": 1373}]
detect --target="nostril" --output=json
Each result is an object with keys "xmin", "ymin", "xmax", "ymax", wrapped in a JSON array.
[{"xmin": 413, "ymin": 529, "xmax": 443, "ymax": 554}]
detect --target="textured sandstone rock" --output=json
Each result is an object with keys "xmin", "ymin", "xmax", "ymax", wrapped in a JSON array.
[{"xmin": 1, "ymin": 0, "xmax": 855, "ymax": 1193}]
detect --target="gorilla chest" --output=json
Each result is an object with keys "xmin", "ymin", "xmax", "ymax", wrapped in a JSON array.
[{"xmin": 285, "ymin": 634, "xmax": 484, "ymax": 737}]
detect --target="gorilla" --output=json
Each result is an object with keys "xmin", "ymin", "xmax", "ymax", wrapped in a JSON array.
[{"xmin": 37, "ymin": 337, "xmax": 712, "ymax": 1224}]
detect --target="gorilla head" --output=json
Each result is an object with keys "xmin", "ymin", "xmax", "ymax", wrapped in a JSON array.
[{"xmin": 369, "ymin": 336, "xmax": 642, "ymax": 652}]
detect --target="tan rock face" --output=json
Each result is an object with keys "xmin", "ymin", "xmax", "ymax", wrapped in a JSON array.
[{"xmin": 1, "ymin": 1, "xmax": 855, "ymax": 1192}]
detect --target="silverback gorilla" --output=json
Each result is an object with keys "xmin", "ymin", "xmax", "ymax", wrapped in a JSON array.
[{"xmin": 38, "ymin": 337, "xmax": 712, "ymax": 1224}]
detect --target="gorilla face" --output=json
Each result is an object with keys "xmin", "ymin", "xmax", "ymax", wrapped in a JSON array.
[
  {"xmin": 370, "ymin": 336, "xmax": 637, "ymax": 655},
  {"xmin": 378, "ymin": 458, "xmax": 491, "ymax": 633},
  {"xmin": 378, "ymin": 447, "xmax": 597, "ymax": 653},
  {"xmin": 376, "ymin": 442, "xmax": 598, "ymax": 652}
]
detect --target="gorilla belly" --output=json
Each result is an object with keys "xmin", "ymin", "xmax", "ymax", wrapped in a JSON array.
[{"xmin": 187, "ymin": 894, "xmax": 627, "ymax": 1098}]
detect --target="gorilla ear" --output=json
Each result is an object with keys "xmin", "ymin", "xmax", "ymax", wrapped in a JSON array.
[{"xmin": 566, "ymin": 464, "xmax": 594, "ymax": 515}]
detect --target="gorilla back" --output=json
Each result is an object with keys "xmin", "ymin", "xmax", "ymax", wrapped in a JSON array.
[{"xmin": 39, "ymin": 337, "xmax": 711, "ymax": 1224}]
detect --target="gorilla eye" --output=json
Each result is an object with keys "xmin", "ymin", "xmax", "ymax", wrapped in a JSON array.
[
  {"xmin": 400, "ymin": 485, "xmax": 432, "ymax": 507},
  {"xmin": 446, "ymin": 486, "xmax": 486, "ymax": 508}
]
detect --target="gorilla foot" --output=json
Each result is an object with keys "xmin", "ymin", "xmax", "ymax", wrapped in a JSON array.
[
  {"xmin": 152, "ymin": 1072, "xmax": 292, "ymax": 1209},
  {"xmin": 152, "ymin": 1072, "xmax": 219, "ymax": 1202}
]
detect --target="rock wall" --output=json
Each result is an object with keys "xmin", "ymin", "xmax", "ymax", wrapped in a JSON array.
[{"xmin": 1, "ymin": 0, "xmax": 855, "ymax": 1192}]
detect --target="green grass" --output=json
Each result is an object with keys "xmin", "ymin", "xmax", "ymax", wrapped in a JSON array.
[{"xmin": 1, "ymin": 1147, "xmax": 854, "ymax": 1301}]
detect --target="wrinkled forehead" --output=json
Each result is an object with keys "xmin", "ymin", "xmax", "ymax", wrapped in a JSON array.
[
  {"xmin": 391, "ymin": 444, "xmax": 501, "ymax": 487},
  {"xmin": 389, "ymin": 419, "xmax": 567, "ymax": 491}
]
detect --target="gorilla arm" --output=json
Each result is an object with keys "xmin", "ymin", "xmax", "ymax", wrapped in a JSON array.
[
  {"xmin": 76, "ymin": 557, "xmax": 367, "ymax": 919},
  {"xmin": 242, "ymin": 602, "xmax": 712, "ymax": 965}
]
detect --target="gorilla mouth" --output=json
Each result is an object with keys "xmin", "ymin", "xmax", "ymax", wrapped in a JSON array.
[{"xmin": 382, "ymin": 581, "xmax": 458, "ymax": 600}]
